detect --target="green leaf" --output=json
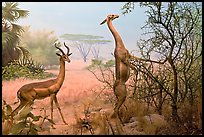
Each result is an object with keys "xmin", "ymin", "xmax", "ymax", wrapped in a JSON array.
[
  {"xmin": 60, "ymin": 33, "xmax": 111, "ymax": 44},
  {"xmin": 104, "ymin": 59, "xmax": 115, "ymax": 68},
  {"xmin": 32, "ymin": 116, "xmax": 41, "ymax": 121},
  {"xmin": 15, "ymin": 106, "xmax": 32, "ymax": 120},
  {"xmin": 28, "ymin": 127, "xmax": 38, "ymax": 135},
  {"xmin": 27, "ymin": 112, "xmax": 34, "ymax": 119},
  {"xmin": 9, "ymin": 121, "xmax": 26, "ymax": 135},
  {"xmin": 6, "ymin": 104, "xmax": 13, "ymax": 114}
]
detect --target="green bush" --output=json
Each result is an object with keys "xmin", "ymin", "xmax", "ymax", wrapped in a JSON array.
[
  {"xmin": 2, "ymin": 59, "xmax": 54, "ymax": 80},
  {"xmin": 2, "ymin": 100, "xmax": 54, "ymax": 135},
  {"xmin": 87, "ymin": 59, "xmax": 115, "ymax": 70}
]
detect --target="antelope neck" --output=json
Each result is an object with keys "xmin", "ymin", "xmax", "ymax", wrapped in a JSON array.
[
  {"xmin": 56, "ymin": 58, "xmax": 65, "ymax": 86},
  {"xmin": 107, "ymin": 19, "xmax": 125, "ymax": 49}
]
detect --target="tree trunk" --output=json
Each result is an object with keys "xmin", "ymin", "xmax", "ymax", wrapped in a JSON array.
[
  {"xmin": 172, "ymin": 67, "xmax": 178, "ymax": 119},
  {"xmin": 197, "ymin": 90, "xmax": 202, "ymax": 129},
  {"xmin": 158, "ymin": 87, "xmax": 163, "ymax": 115},
  {"xmin": 169, "ymin": 59, "xmax": 180, "ymax": 122}
]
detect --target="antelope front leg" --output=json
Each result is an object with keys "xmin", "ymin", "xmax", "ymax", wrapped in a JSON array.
[
  {"xmin": 53, "ymin": 95, "xmax": 68, "ymax": 125},
  {"xmin": 50, "ymin": 95, "xmax": 55, "ymax": 128}
]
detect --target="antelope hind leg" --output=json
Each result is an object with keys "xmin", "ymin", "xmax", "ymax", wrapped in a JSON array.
[
  {"xmin": 112, "ymin": 84, "xmax": 127, "ymax": 123},
  {"xmin": 53, "ymin": 95, "xmax": 68, "ymax": 125},
  {"xmin": 11, "ymin": 100, "xmax": 27, "ymax": 117}
]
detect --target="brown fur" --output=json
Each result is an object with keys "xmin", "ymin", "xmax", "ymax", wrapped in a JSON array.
[
  {"xmin": 100, "ymin": 14, "xmax": 131, "ymax": 124},
  {"xmin": 11, "ymin": 43, "xmax": 72, "ymax": 126}
]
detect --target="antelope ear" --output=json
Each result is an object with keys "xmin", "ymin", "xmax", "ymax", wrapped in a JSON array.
[
  {"xmin": 68, "ymin": 53, "xmax": 72, "ymax": 56},
  {"xmin": 100, "ymin": 19, "xmax": 107, "ymax": 25},
  {"xmin": 56, "ymin": 53, "xmax": 61, "ymax": 56}
]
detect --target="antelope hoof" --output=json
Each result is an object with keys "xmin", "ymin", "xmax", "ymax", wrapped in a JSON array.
[{"xmin": 51, "ymin": 125, "xmax": 56, "ymax": 129}]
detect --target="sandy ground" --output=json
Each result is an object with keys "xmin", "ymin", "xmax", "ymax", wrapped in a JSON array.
[
  {"xmin": 2, "ymin": 59, "xmax": 167, "ymax": 135},
  {"xmin": 2, "ymin": 60, "xmax": 102, "ymax": 104},
  {"xmin": 2, "ymin": 60, "xmax": 113, "ymax": 135}
]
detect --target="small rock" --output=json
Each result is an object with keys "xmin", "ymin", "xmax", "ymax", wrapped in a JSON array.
[
  {"xmin": 124, "ymin": 121, "xmax": 139, "ymax": 128},
  {"xmin": 144, "ymin": 114, "xmax": 166, "ymax": 124},
  {"xmin": 129, "ymin": 117, "xmax": 137, "ymax": 123}
]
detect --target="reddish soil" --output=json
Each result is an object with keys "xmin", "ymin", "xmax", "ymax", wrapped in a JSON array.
[
  {"xmin": 2, "ymin": 59, "xmax": 167, "ymax": 135},
  {"xmin": 2, "ymin": 60, "xmax": 113, "ymax": 135}
]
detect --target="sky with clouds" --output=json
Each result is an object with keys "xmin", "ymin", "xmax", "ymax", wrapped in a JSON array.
[{"xmin": 17, "ymin": 2, "xmax": 148, "ymax": 59}]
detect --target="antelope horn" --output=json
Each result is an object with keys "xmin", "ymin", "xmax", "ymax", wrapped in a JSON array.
[
  {"xmin": 64, "ymin": 42, "xmax": 72, "ymax": 56},
  {"xmin": 55, "ymin": 43, "xmax": 65, "ymax": 55},
  {"xmin": 64, "ymin": 42, "xmax": 69, "ymax": 54}
]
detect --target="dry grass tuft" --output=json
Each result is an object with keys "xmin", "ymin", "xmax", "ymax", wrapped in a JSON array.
[
  {"xmin": 119, "ymin": 98, "xmax": 149, "ymax": 123},
  {"xmin": 136, "ymin": 115, "xmax": 167, "ymax": 135}
]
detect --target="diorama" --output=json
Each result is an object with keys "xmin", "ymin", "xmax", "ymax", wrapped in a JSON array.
[{"xmin": 2, "ymin": 2, "xmax": 202, "ymax": 135}]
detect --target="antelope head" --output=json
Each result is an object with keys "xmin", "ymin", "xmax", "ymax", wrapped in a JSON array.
[
  {"xmin": 55, "ymin": 42, "xmax": 72, "ymax": 63},
  {"xmin": 100, "ymin": 14, "xmax": 119, "ymax": 25}
]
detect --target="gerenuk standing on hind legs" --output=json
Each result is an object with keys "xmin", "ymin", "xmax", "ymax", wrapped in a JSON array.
[
  {"xmin": 100, "ymin": 14, "xmax": 132, "ymax": 125},
  {"xmin": 100, "ymin": 14, "xmax": 167, "ymax": 126}
]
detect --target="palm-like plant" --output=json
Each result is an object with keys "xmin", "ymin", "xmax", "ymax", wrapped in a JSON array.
[{"xmin": 2, "ymin": 2, "xmax": 29, "ymax": 66}]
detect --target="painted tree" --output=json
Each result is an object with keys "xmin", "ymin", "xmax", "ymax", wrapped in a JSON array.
[
  {"xmin": 60, "ymin": 34, "xmax": 111, "ymax": 62},
  {"xmin": 19, "ymin": 26, "xmax": 59, "ymax": 66},
  {"xmin": 2, "ymin": 2, "xmax": 29, "ymax": 66}
]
